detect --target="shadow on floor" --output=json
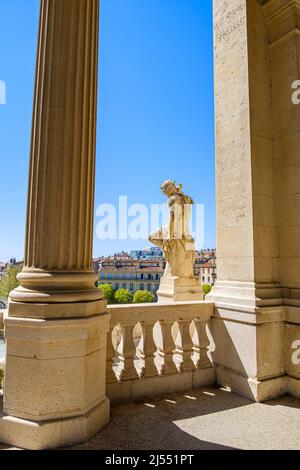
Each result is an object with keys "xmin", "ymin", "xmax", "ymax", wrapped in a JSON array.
[
  {"xmin": 69, "ymin": 387, "xmax": 249, "ymax": 450},
  {"xmin": 265, "ymin": 395, "xmax": 300, "ymax": 409}
]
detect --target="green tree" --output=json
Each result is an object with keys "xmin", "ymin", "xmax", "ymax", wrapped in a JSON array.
[
  {"xmin": 115, "ymin": 288, "xmax": 133, "ymax": 304},
  {"xmin": 202, "ymin": 284, "xmax": 212, "ymax": 298},
  {"xmin": 0, "ymin": 265, "xmax": 22, "ymax": 301},
  {"xmin": 133, "ymin": 290, "xmax": 155, "ymax": 304},
  {"xmin": 98, "ymin": 284, "xmax": 116, "ymax": 304}
]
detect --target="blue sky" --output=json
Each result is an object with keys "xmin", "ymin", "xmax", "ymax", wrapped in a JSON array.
[{"xmin": 0, "ymin": 0, "xmax": 215, "ymax": 262}]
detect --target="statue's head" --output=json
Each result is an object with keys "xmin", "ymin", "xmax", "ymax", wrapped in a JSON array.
[{"xmin": 161, "ymin": 179, "xmax": 177, "ymax": 196}]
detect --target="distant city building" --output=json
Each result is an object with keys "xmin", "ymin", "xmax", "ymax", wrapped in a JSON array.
[
  {"xmin": 195, "ymin": 249, "xmax": 216, "ymax": 262},
  {"xmin": 96, "ymin": 248, "xmax": 217, "ymax": 296},
  {"xmin": 9, "ymin": 259, "xmax": 23, "ymax": 268},
  {"xmin": 92, "ymin": 257, "xmax": 104, "ymax": 273},
  {"xmin": 130, "ymin": 247, "xmax": 163, "ymax": 260},
  {"xmin": 0, "ymin": 259, "xmax": 23, "ymax": 281},
  {"xmin": 194, "ymin": 258, "xmax": 217, "ymax": 286},
  {"xmin": 98, "ymin": 256, "xmax": 164, "ymax": 299}
]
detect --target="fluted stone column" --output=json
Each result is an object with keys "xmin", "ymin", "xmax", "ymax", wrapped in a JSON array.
[
  {"xmin": 10, "ymin": 0, "xmax": 103, "ymax": 312},
  {"xmin": 0, "ymin": 0, "xmax": 110, "ymax": 450}
]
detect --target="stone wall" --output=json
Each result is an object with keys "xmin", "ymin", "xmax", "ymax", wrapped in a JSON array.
[{"xmin": 210, "ymin": 0, "xmax": 300, "ymax": 401}]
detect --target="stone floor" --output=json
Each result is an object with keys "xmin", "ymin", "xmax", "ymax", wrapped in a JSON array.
[
  {"xmin": 1, "ymin": 387, "xmax": 300, "ymax": 450},
  {"xmin": 71, "ymin": 387, "xmax": 300, "ymax": 450}
]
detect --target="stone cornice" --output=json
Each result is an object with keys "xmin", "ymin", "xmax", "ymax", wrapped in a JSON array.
[
  {"xmin": 264, "ymin": 0, "xmax": 300, "ymax": 20},
  {"xmin": 263, "ymin": 0, "xmax": 300, "ymax": 44}
]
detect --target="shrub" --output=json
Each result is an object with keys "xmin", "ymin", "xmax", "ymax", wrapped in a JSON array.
[
  {"xmin": 0, "ymin": 265, "xmax": 22, "ymax": 301},
  {"xmin": 202, "ymin": 284, "xmax": 212, "ymax": 298},
  {"xmin": 133, "ymin": 290, "xmax": 155, "ymax": 304},
  {"xmin": 115, "ymin": 289, "xmax": 133, "ymax": 304},
  {"xmin": 98, "ymin": 284, "xmax": 116, "ymax": 304}
]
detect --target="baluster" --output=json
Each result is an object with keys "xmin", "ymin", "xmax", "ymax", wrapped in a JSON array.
[
  {"xmin": 106, "ymin": 326, "xmax": 117, "ymax": 384},
  {"xmin": 119, "ymin": 324, "xmax": 139, "ymax": 380},
  {"xmin": 177, "ymin": 319, "xmax": 194, "ymax": 372},
  {"xmin": 158, "ymin": 320, "xmax": 177, "ymax": 375},
  {"xmin": 138, "ymin": 321, "xmax": 157, "ymax": 378},
  {"xmin": 193, "ymin": 319, "xmax": 211, "ymax": 369}
]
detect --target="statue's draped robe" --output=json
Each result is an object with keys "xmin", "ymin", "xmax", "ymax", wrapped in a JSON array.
[{"xmin": 149, "ymin": 191, "xmax": 195, "ymax": 278}]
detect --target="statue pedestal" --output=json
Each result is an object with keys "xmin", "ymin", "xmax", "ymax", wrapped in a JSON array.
[{"xmin": 157, "ymin": 274, "xmax": 204, "ymax": 303}]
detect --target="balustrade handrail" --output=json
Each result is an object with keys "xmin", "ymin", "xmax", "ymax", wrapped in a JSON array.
[{"xmin": 108, "ymin": 300, "xmax": 214, "ymax": 325}]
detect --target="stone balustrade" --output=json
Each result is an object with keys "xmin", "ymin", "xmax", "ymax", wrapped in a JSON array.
[{"xmin": 106, "ymin": 301, "xmax": 215, "ymax": 402}]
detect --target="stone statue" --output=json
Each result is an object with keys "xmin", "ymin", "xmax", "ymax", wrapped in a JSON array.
[{"xmin": 149, "ymin": 180, "xmax": 203, "ymax": 303}]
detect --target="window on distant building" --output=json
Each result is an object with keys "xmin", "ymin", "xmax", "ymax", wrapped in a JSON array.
[
  {"xmin": 100, "ymin": 273, "xmax": 105, "ymax": 279},
  {"xmin": 147, "ymin": 284, "xmax": 151, "ymax": 291},
  {"xmin": 202, "ymin": 276, "xmax": 205, "ymax": 282},
  {"xmin": 208, "ymin": 277, "xmax": 211, "ymax": 284},
  {"xmin": 122, "ymin": 283, "xmax": 127, "ymax": 289},
  {"xmin": 140, "ymin": 283, "xmax": 144, "ymax": 290},
  {"xmin": 129, "ymin": 274, "xmax": 134, "ymax": 280},
  {"xmin": 115, "ymin": 283, "xmax": 119, "ymax": 290},
  {"xmin": 107, "ymin": 273, "xmax": 112, "ymax": 279},
  {"xmin": 130, "ymin": 283, "xmax": 134, "ymax": 291},
  {"xmin": 122, "ymin": 274, "xmax": 127, "ymax": 280},
  {"xmin": 155, "ymin": 284, "xmax": 159, "ymax": 291},
  {"xmin": 156, "ymin": 274, "xmax": 159, "ymax": 280},
  {"xmin": 115, "ymin": 274, "xmax": 120, "ymax": 280}
]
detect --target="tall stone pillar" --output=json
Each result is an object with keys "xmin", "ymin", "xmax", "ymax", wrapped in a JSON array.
[
  {"xmin": 208, "ymin": 0, "xmax": 287, "ymax": 401},
  {"xmin": 0, "ymin": 0, "xmax": 110, "ymax": 449},
  {"xmin": 265, "ymin": 0, "xmax": 300, "ymax": 398}
]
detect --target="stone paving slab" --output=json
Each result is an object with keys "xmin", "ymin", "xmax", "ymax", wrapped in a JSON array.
[
  {"xmin": 70, "ymin": 387, "xmax": 300, "ymax": 450},
  {"xmin": 1, "ymin": 387, "xmax": 300, "ymax": 450}
]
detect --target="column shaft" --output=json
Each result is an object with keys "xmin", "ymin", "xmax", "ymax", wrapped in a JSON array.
[{"xmin": 9, "ymin": 0, "xmax": 103, "ymax": 309}]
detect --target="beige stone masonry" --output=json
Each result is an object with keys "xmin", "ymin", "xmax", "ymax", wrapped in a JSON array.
[
  {"xmin": 2, "ymin": 0, "xmax": 300, "ymax": 452},
  {"xmin": 106, "ymin": 302, "xmax": 215, "ymax": 402},
  {"xmin": 9, "ymin": 0, "xmax": 103, "ymax": 310},
  {"xmin": 209, "ymin": 0, "xmax": 300, "ymax": 401},
  {"xmin": 0, "ymin": 0, "xmax": 110, "ymax": 450}
]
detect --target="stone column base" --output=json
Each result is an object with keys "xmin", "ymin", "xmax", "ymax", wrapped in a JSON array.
[
  {"xmin": 0, "ymin": 397, "xmax": 109, "ymax": 450},
  {"xmin": 211, "ymin": 299, "xmax": 300, "ymax": 402},
  {"xmin": 215, "ymin": 366, "xmax": 288, "ymax": 402},
  {"xmin": 0, "ymin": 305, "xmax": 110, "ymax": 449},
  {"xmin": 158, "ymin": 276, "xmax": 204, "ymax": 303},
  {"xmin": 208, "ymin": 281, "xmax": 289, "ymax": 402}
]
